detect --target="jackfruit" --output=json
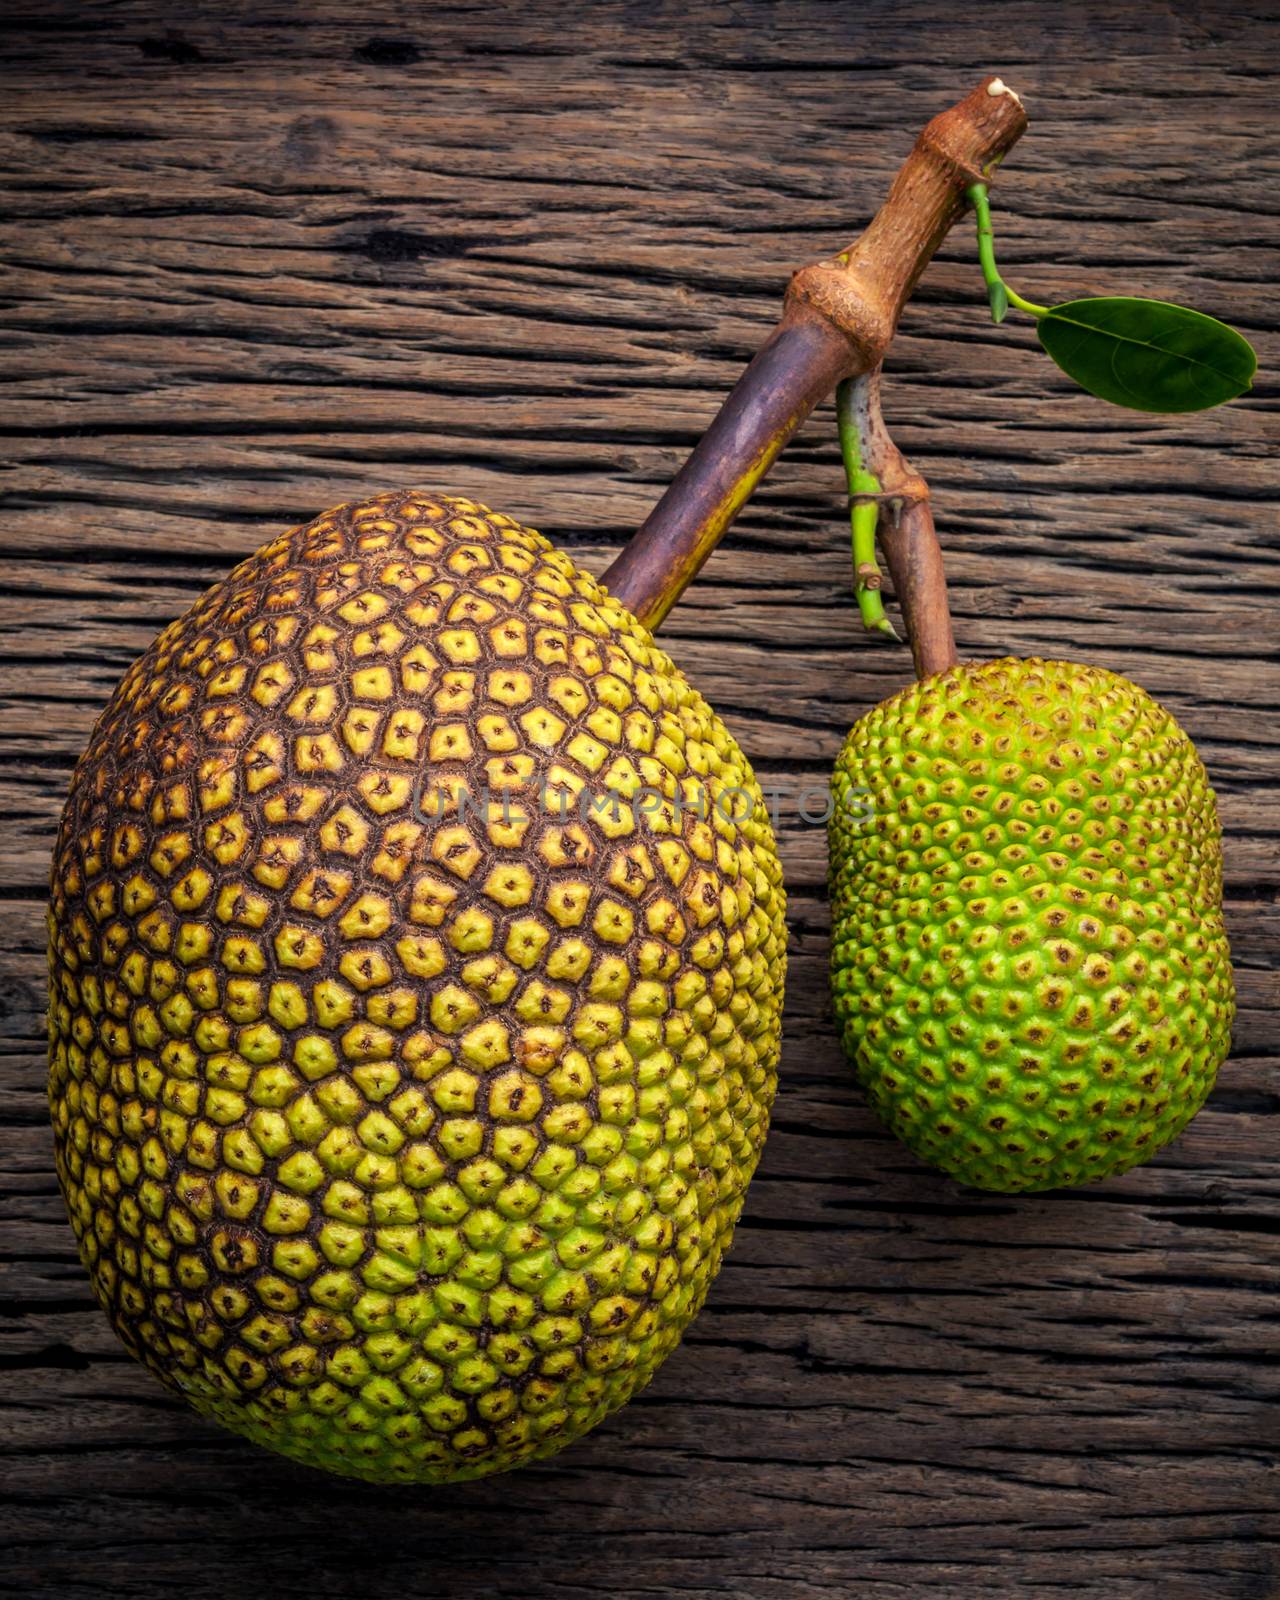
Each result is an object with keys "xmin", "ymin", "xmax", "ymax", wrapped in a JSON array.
[
  {"xmin": 48, "ymin": 490, "xmax": 785, "ymax": 1481},
  {"xmin": 830, "ymin": 657, "xmax": 1232, "ymax": 1191}
]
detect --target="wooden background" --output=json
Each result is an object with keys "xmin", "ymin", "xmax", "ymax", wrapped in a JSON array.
[{"xmin": 1, "ymin": 3, "xmax": 1276, "ymax": 1596}]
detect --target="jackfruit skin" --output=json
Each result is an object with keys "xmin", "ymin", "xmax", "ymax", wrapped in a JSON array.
[
  {"xmin": 830, "ymin": 658, "xmax": 1232, "ymax": 1193},
  {"xmin": 47, "ymin": 490, "xmax": 785, "ymax": 1482}
]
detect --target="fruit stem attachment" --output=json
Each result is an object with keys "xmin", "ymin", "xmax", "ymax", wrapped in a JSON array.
[
  {"xmin": 602, "ymin": 77, "xmax": 1028, "ymax": 631},
  {"xmin": 842, "ymin": 368, "xmax": 957, "ymax": 680},
  {"xmin": 836, "ymin": 378, "xmax": 897, "ymax": 641}
]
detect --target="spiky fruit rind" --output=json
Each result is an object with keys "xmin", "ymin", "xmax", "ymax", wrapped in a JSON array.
[
  {"xmin": 829, "ymin": 657, "xmax": 1232, "ymax": 1193},
  {"xmin": 48, "ymin": 491, "xmax": 785, "ymax": 1482}
]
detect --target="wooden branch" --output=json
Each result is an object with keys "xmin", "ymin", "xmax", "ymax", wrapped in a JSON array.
[
  {"xmin": 846, "ymin": 366, "xmax": 958, "ymax": 679},
  {"xmin": 603, "ymin": 76, "xmax": 1027, "ymax": 631}
]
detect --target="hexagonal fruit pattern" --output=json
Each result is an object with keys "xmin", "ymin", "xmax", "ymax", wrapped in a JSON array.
[{"xmin": 48, "ymin": 491, "xmax": 786, "ymax": 1482}]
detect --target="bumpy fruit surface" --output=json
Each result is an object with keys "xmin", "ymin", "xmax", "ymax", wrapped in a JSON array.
[
  {"xmin": 830, "ymin": 658, "xmax": 1232, "ymax": 1192},
  {"xmin": 48, "ymin": 490, "xmax": 785, "ymax": 1482}
]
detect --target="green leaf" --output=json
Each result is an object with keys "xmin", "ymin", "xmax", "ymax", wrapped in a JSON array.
[
  {"xmin": 986, "ymin": 279, "xmax": 1009, "ymax": 324},
  {"xmin": 1036, "ymin": 297, "xmax": 1256, "ymax": 413}
]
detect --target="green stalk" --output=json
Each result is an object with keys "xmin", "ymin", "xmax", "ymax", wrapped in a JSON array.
[
  {"xmin": 966, "ymin": 183, "xmax": 1049, "ymax": 322},
  {"xmin": 836, "ymin": 378, "xmax": 896, "ymax": 639},
  {"xmin": 969, "ymin": 182, "xmax": 1009, "ymax": 323}
]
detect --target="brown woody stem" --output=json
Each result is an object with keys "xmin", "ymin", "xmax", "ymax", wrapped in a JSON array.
[
  {"xmin": 602, "ymin": 76, "xmax": 1027, "ymax": 634},
  {"xmin": 845, "ymin": 367, "xmax": 957, "ymax": 678}
]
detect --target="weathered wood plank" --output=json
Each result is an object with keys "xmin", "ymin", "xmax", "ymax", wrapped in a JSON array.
[{"xmin": 0, "ymin": 3, "xmax": 1276, "ymax": 1597}]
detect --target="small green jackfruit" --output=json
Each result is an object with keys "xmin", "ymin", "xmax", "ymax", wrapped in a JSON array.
[{"xmin": 829, "ymin": 657, "xmax": 1233, "ymax": 1192}]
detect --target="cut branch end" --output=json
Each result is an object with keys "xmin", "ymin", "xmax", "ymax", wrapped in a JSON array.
[{"xmin": 603, "ymin": 77, "xmax": 1027, "ymax": 633}]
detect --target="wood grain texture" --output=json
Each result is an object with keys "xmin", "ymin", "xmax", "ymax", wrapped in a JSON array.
[{"xmin": 1, "ymin": 2, "xmax": 1276, "ymax": 1596}]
